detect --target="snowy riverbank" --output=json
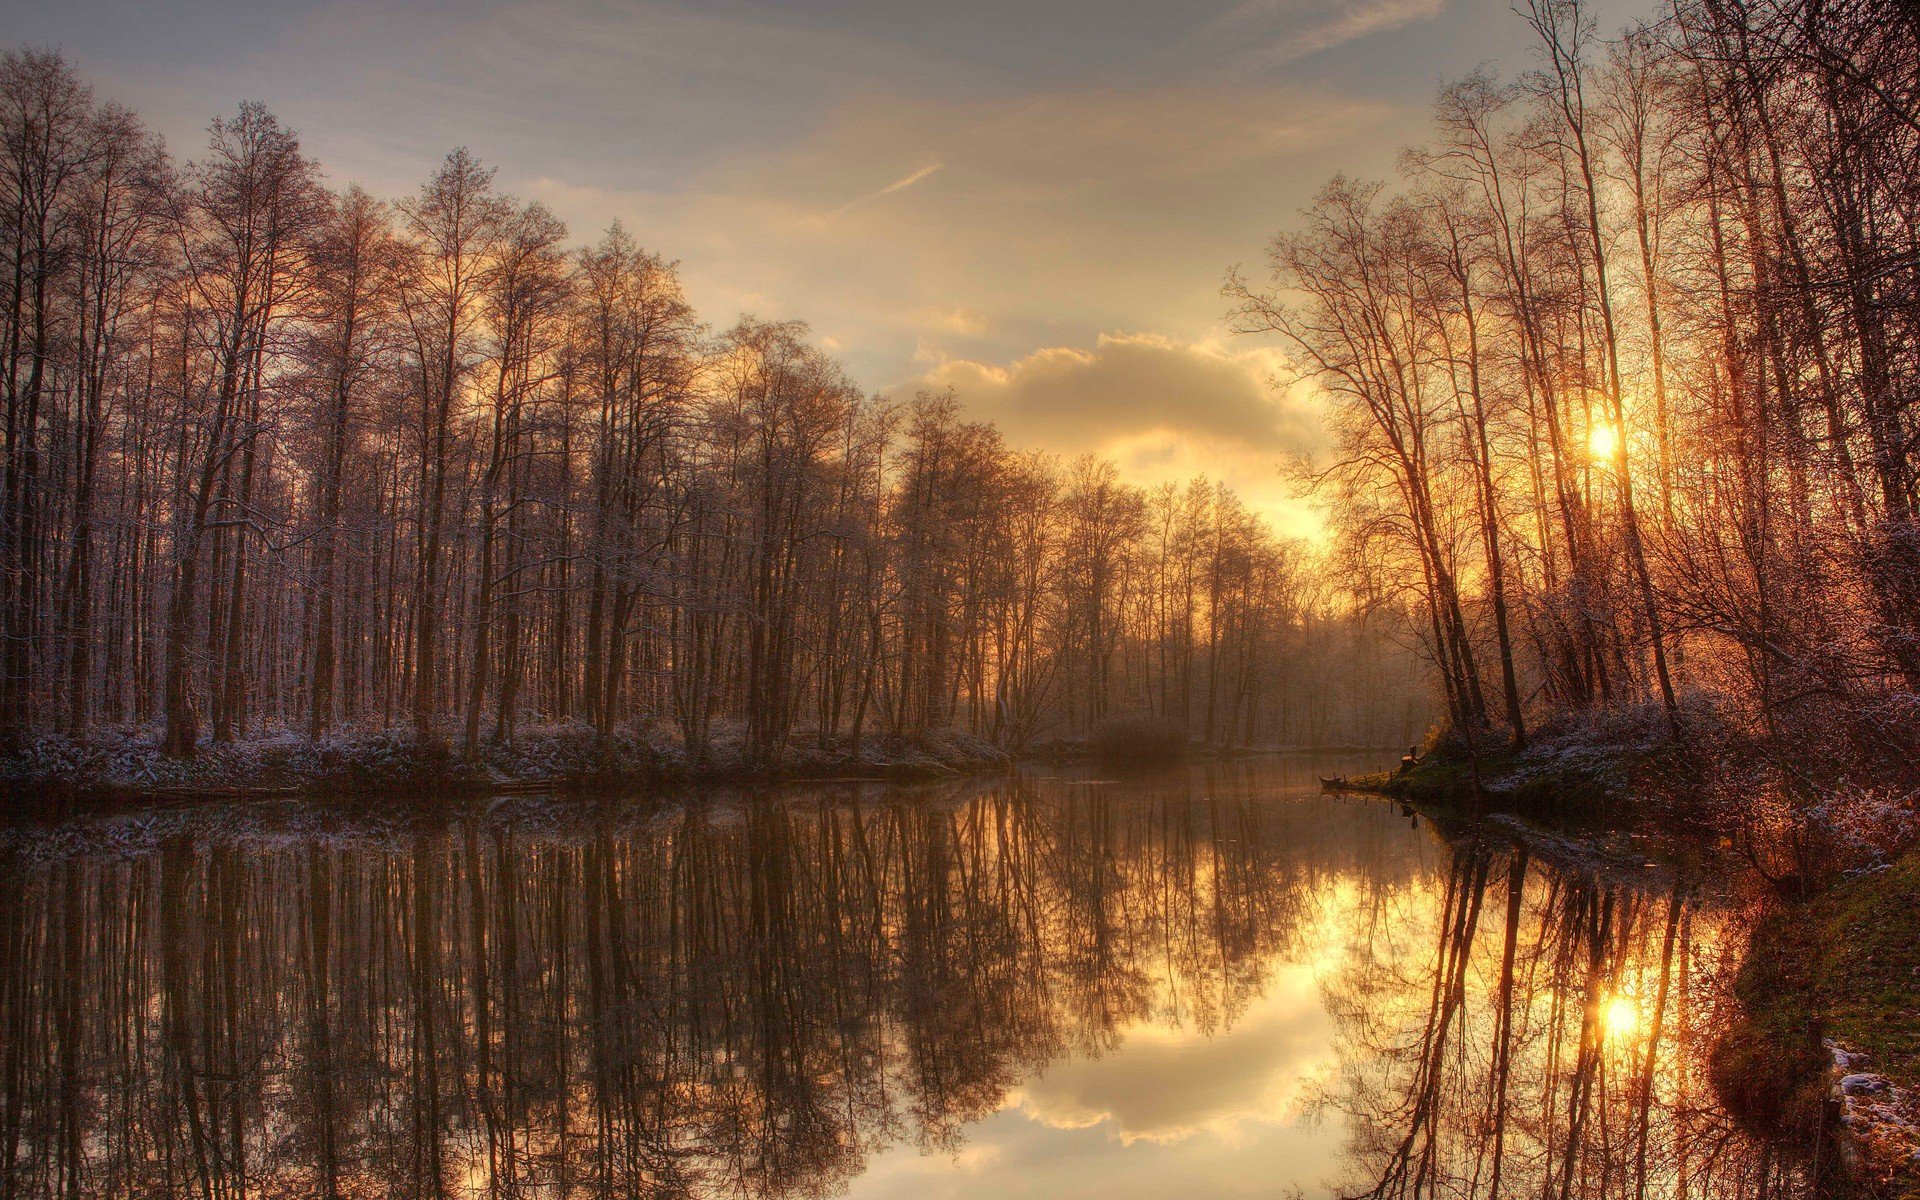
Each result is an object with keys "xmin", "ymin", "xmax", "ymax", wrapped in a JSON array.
[{"xmin": 0, "ymin": 723, "xmax": 1018, "ymax": 805}]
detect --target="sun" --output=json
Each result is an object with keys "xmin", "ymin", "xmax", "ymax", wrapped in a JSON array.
[
  {"xmin": 1602, "ymin": 993, "xmax": 1639, "ymax": 1041},
  {"xmin": 1589, "ymin": 421, "xmax": 1622, "ymax": 462}
]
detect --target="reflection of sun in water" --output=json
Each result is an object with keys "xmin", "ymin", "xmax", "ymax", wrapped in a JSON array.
[
  {"xmin": 1602, "ymin": 993, "xmax": 1638, "ymax": 1041},
  {"xmin": 1589, "ymin": 421, "xmax": 1621, "ymax": 461}
]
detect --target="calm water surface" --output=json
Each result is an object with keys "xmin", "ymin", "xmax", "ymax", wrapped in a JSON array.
[{"xmin": 0, "ymin": 761, "xmax": 1800, "ymax": 1198}]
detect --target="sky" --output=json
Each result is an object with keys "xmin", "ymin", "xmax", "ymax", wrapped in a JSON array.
[{"xmin": 4, "ymin": 0, "xmax": 1644, "ymax": 536}]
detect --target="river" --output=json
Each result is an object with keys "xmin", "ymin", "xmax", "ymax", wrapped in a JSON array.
[{"xmin": 0, "ymin": 759, "xmax": 1806, "ymax": 1198}]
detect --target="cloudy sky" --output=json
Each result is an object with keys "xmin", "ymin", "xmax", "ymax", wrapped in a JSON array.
[{"xmin": 6, "ymin": 0, "xmax": 1641, "ymax": 534}]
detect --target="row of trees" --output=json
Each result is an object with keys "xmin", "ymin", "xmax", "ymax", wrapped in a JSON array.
[
  {"xmin": 0, "ymin": 50, "xmax": 1425, "ymax": 762},
  {"xmin": 1233, "ymin": 0, "xmax": 1920, "ymax": 774}
]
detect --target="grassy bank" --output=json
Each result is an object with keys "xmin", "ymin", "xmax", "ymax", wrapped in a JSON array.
[
  {"xmin": 2, "ymin": 721, "xmax": 1388, "ymax": 809},
  {"xmin": 1719, "ymin": 853, "xmax": 1920, "ymax": 1197},
  {"xmin": 1347, "ymin": 749, "xmax": 1620, "ymax": 815}
]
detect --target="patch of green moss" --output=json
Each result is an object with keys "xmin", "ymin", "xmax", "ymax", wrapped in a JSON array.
[
  {"xmin": 1395, "ymin": 756, "xmax": 1495, "ymax": 799},
  {"xmin": 1808, "ymin": 853, "xmax": 1920, "ymax": 1082},
  {"xmin": 1723, "ymin": 851, "xmax": 1920, "ymax": 1194},
  {"xmin": 1343, "ymin": 756, "xmax": 1498, "ymax": 801}
]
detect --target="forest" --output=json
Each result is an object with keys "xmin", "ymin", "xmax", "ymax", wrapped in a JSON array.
[
  {"xmin": 4, "ymin": 0, "xmax": 1919, "ymax": 802},
  {"xmin": 1229, "ymin": 0, "xmax": 1920, "ymax": 825},
  {"xmin": 0, "ymin": 53, "xmax": 1424, "ymax": 785}
]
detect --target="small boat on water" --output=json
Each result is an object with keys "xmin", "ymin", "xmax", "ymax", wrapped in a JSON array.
[{"xmin": 1319, "ymin": 775, "xmax": 1348, "ymax": 791}]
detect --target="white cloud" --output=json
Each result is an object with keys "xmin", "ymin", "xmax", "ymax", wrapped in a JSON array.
[
  {"xmin": 917, "ymin": 333, "xmax": 1315, "ymax": 454},
  {"xmin": 1199, "ymin": 0, "xmax": 1452, "ymax": 66},
  {"xmin": 835, "ymin": 163, "xmax": 945, "ymax": 216}
]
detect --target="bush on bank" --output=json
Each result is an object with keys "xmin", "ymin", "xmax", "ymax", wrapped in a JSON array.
[{"xmin": 1088, "ymin": 712, "xmax": 1189, "ymax": 766}]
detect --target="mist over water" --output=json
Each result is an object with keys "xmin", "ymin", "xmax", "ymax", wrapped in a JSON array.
[{"xmin": 0, "ymin": 762, "xmax": 1797, "ymax": 1199}]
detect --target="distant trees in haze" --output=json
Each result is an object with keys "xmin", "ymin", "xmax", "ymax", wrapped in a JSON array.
[{"xmin": 0, "ymin": 50, "xmax": 1425, "ymax": 763}]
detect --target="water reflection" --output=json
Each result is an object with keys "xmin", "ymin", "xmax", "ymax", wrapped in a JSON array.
[
  {"xmin": 0, "ymin": 765, "xmax": 1797, "ymax": 1199},
  {"xmin": 1321, "ymin": 834, "xmax": 1785, "ymax": 1200}
]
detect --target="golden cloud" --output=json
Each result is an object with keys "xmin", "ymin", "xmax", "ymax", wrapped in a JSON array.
[{"xmin": 908, "ymin": 333, "xmax": 1328, "ymax": 538}]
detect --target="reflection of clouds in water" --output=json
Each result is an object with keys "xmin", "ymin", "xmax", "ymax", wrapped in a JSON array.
[
  {"xmin": 1009, "ymin": 963, "xmax": 1335, "ymax": 1144},
  {"xmin": 846, "ymin": 898, "xmax": 1358, "ymax": 1200},
  {"xmin": 852, "ymin": 1045, "xmax": 1346, "ymax": 1200}
]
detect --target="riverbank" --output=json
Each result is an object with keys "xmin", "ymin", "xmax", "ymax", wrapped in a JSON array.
[
  {"xmin": 1720, "ymin": 852, "xmax": 1920, "ymax": 1198},
  {"xmin": 0, "ymin": 725, "xmax": 1383, "ymax": 808},
  {"xmin": 0, "ymin": 724, "xmax": 1019, "ymax": 807},
  {"xmin": 1332, "ymin": 706, "xmax": 1697, "ymax": 826}
]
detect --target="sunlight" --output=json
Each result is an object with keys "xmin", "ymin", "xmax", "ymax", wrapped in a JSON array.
[
  {"xmin": 1588, "ymin": 421, "xmax": 1622, "ymax": 462},
  {"xmin": 1602, "ymin": 993, "xmax": 1639, "ymax": 1041}
]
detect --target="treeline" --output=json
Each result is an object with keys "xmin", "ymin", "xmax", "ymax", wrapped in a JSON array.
[
  {"xmin": 0, "ymin": 50, "xmax": 1424, "ymax": 764},
  {"xmin": 1232, "ymin": 0, "xmax": 1920, "ymax": 774}
]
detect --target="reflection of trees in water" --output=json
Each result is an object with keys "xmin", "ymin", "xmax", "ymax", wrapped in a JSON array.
[
  {"xmin": 0, "ymin": 767, "xmax": 1414, "ymax": 1200},
  {"xmin": 1324, "ymin": 834, "xmax": 1799, "ymax": 1200},
  {"xmin": 0, "ymin": 772, "xmax": 1799, "ymax": 1200}
]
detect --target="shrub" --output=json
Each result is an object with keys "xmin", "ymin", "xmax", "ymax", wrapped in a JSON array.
[{"xmin": 1089, "ymin": 712, "xmax": 1188, "ymax": 765}]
